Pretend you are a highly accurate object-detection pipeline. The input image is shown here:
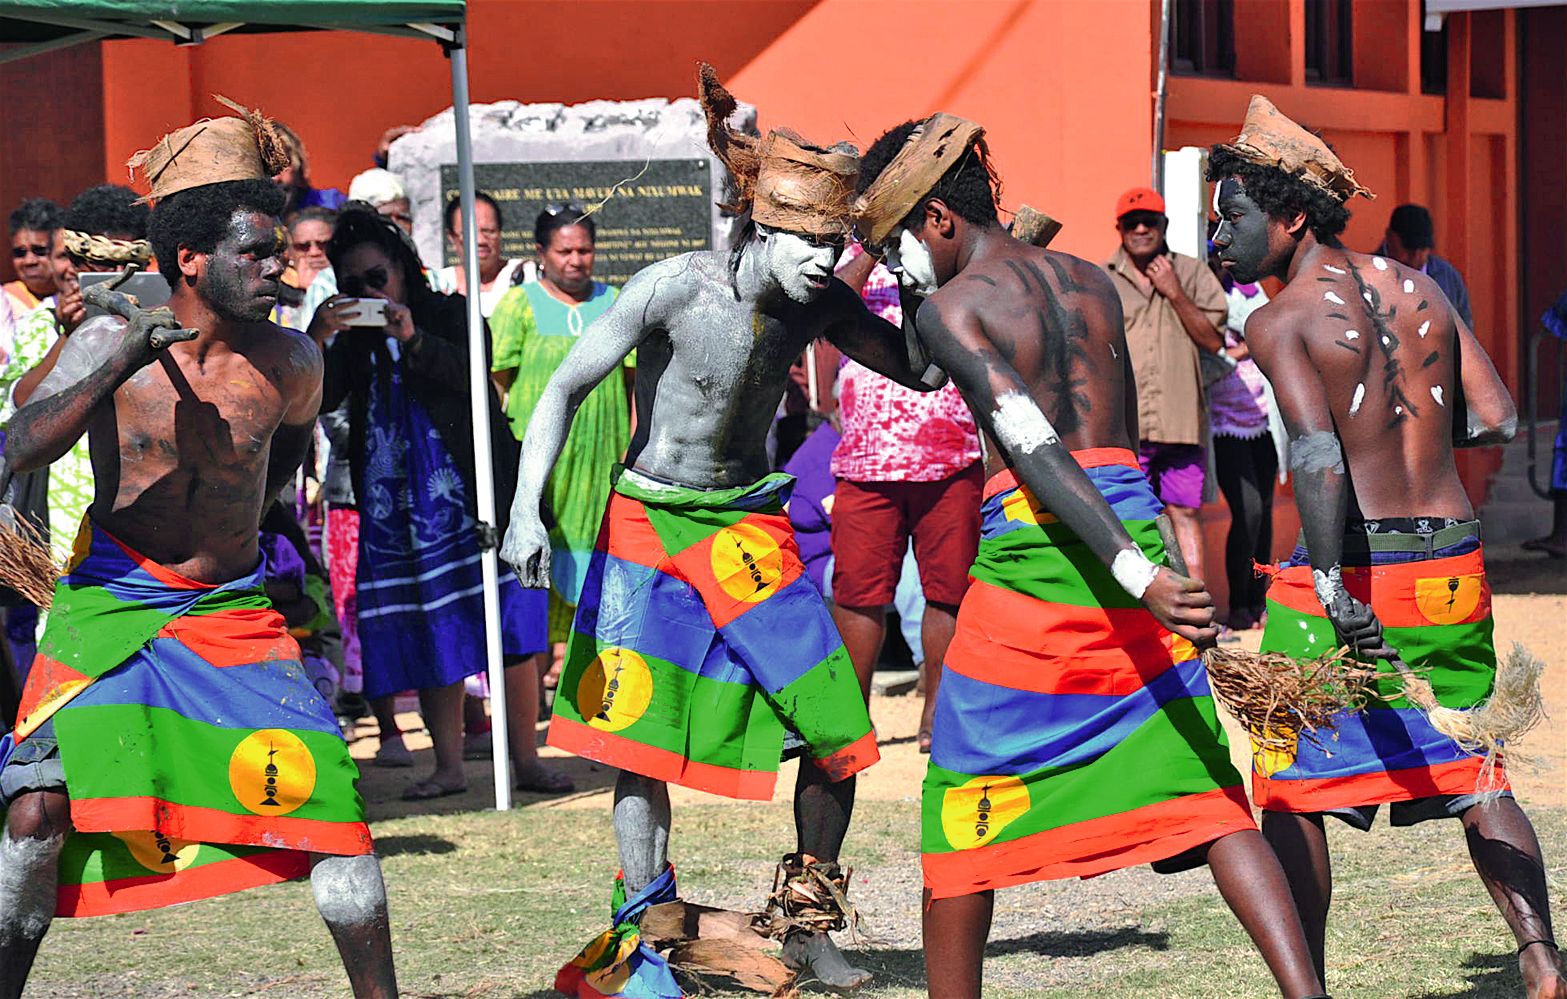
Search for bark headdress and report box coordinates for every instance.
[698,64,858,239]
[128,95,291,203]
[1214,94,1374,203]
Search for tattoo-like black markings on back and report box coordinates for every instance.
[1422,350,1441,368]
[1014,256,1093,433]
[1344,259,1420,429]
[966,274,998,287]
[1417,299,1430,312]
[1326,312,1351,322]
[1334,341,1361,354]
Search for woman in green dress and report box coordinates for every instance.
[491,206,630,645]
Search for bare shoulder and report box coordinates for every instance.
[265,321,323,378]
[616,251,718,319]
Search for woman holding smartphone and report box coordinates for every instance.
[321,205,570,800]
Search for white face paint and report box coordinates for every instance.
[764,229,838,304]
[991,391,1059,455]
[884,227,939,296]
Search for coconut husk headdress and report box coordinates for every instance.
[1214,94,1374,203]
[850,113,991,249]
[698,63,858,239]
[127,95,291,204]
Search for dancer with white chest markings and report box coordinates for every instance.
[1208,94,1564,999]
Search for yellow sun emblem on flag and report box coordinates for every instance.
[1250,728,1299,777]
[229,729,317,816]
[941,775,1030,850]
[578,647,654,732]
[116,831,201,873]
[1000,488,1058,526]
[711,522,785,603]
[1414,573,1484,625]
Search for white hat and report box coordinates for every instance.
[347,168,406,207]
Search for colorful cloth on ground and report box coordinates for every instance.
[556,865,682,999]
[491,281,628,641]
[0,308,95,562]
[830,244,980,483]
[356,344,546,699]
[547,467,878,800]
[3,522,371,916]
[1252,534,1504,813]
[921,448,1253,899]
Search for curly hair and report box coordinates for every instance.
[1205,147,1349,244]
[147,179,287,289]
[857,119,1002,232]
[8,197,63,237]
[64,184,149,240]
[328,201,441,315]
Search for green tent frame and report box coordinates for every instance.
[0,0,521,811]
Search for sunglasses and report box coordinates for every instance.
[292,239,330,253]
[10,244,50,259]
[340,266,390,297]
[543,201,588,218]
[1118,212,1164,232]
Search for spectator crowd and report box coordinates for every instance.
[0,115,1517,798]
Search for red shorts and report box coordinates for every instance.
[830,463,983,609]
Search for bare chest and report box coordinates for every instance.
[112,352,286,472]
[660,301,809,400]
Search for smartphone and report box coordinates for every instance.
[340,298,388,327]
[79,271,172,319]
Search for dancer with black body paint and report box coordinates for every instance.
[852,114,1325,999]
[1208,94,1563,998]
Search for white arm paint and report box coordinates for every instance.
[991,391,1059,455]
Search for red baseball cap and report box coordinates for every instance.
[1115,187,1166,219]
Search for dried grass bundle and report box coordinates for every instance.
[0,513,58,609]
[1392,642,1547,792]
[1203,646,1382,756]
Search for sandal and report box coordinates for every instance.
[401,778,467,801]
[514,764,574,795]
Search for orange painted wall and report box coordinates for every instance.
[95,0,1152,264]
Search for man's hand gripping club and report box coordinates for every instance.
[81,266,199,360]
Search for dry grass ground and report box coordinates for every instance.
[19,553,1566,997]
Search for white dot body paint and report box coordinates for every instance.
[1363,291,1374,303]
[1344,329,1359,340]
[1431,385,1445,407]
[1323,264,1347,275]
[1418,320,1431,338]
[1382,335,1391,346]
[1349,382,1366,415]
[1403,279,1415,294]
[1324,291,1346,305]
[991,391,1059,455]
[1111,547,1160,600]
[1395,405,1404,415]
[1373,256,1388,271]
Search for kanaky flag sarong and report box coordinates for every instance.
[1253,541,1503,812]
[921,449,1253,899]
[555,866,683,999]
[547,468,877,801]
[4,523,371,917]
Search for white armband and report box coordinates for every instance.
[1111,547,1160,600]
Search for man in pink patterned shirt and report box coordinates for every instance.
[831,243,983,751]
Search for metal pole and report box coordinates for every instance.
[448,31,512,812]
[1153,0,1173,190]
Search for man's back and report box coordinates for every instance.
[1253,247,1469,521]
[926,241,1133,474]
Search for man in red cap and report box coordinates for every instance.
[1104,187,1227,581]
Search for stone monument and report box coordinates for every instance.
[387,96,756,286]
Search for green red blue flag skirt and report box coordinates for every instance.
[547,467,878,800]
[1253,529,1503,812]
[2,522,372,916]
[921,448,1253,899]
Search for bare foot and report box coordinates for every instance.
[781,931,872,991]
[1521,941,1566,999]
